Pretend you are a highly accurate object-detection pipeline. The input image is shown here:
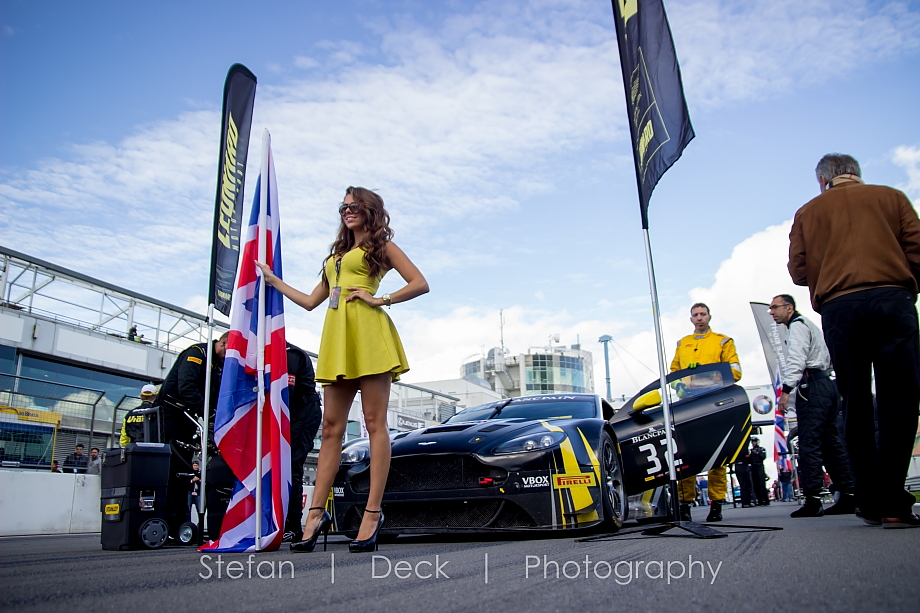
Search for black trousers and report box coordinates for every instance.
[795,376,855,497]
[736,465,754,505]
[205,453,236,538]
[164,441,195,535]
[751,464,770,505]
[285,397,322,533]
[821,287,920,517]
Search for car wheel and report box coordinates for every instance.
[600,431,627,531]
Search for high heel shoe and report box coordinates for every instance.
[349,509,384,553]
[290,507,332,553]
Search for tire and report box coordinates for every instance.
[177,521,199,545]
[599,431,628,531]
[138,518,169,549]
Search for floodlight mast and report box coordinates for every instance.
[598,335,613,401]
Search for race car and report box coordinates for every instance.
[330,362,752,534]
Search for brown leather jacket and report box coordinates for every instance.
[788,181,920,311]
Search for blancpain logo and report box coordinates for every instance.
[521,475,550,489]
[630,429,664,444]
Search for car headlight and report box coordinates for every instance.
[341,445,369,464]
[493,431,567,455]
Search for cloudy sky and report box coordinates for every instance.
[2,0,919,397]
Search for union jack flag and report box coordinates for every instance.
[773,369,793,472]
[201,131,290,552]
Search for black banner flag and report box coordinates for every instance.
[209,64,257,316]
[611,0,694,228]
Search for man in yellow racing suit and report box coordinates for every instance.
[670,302,742,522]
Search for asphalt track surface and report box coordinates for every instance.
[2,501,918,613]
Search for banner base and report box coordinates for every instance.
[576,519,783,542]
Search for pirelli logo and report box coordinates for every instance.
[553,473,596,489]
[104,504,120,515]
[187,356,203,364]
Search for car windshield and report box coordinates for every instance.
[445,397,597,423]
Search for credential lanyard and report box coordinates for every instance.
[329,255,344,309]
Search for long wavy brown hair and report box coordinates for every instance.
[321,186,394,287]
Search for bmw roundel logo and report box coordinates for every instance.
[752,394,773,415]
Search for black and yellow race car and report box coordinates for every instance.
[330,362,751,534]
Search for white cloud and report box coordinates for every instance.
[670,0,920,108]
[400,220,813,398]
[6,1,917,283]
[0,109,216,293]
[892,145,920,200]
[400,150,920,397]
[3,0,919,401]
[293,56,319,70]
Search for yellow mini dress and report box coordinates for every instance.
[315,247,409,384]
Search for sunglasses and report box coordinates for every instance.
[338,202,360,216]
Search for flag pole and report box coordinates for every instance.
[199,304,215,543]
[255,130,269,551]
[641,229,682,519]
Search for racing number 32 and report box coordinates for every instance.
[638,438,682,475]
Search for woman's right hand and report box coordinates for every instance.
[255,261,277,286]
[252,263,328,312]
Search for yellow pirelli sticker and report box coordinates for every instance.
[104,504,120,515]
[187,356,203,364]
[553,473,596,489]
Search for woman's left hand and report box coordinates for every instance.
[345,287,385,307]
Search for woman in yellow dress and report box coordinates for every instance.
[257,187,428,552]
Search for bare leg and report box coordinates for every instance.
[303,379,358,539]
[356,372,392,540]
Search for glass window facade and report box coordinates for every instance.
[524,354,587,394]
[19,355,150,402]
[0,345,15,376]
[463,360,482,378]
[12,354,152,424]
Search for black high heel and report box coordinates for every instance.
[290,507,332,553]
[349,509,384,553]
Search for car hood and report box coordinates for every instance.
[388,418,574,457]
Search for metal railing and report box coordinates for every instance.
[1,245,228,351]
[0,374,141,470]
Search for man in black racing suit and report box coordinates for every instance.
[158,333,227,537]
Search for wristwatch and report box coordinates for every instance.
[381,293,392,308]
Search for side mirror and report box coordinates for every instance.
[632,389,662,412]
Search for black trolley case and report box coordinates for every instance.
[100,443,171,550]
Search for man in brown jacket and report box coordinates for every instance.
[788,153,920,528]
